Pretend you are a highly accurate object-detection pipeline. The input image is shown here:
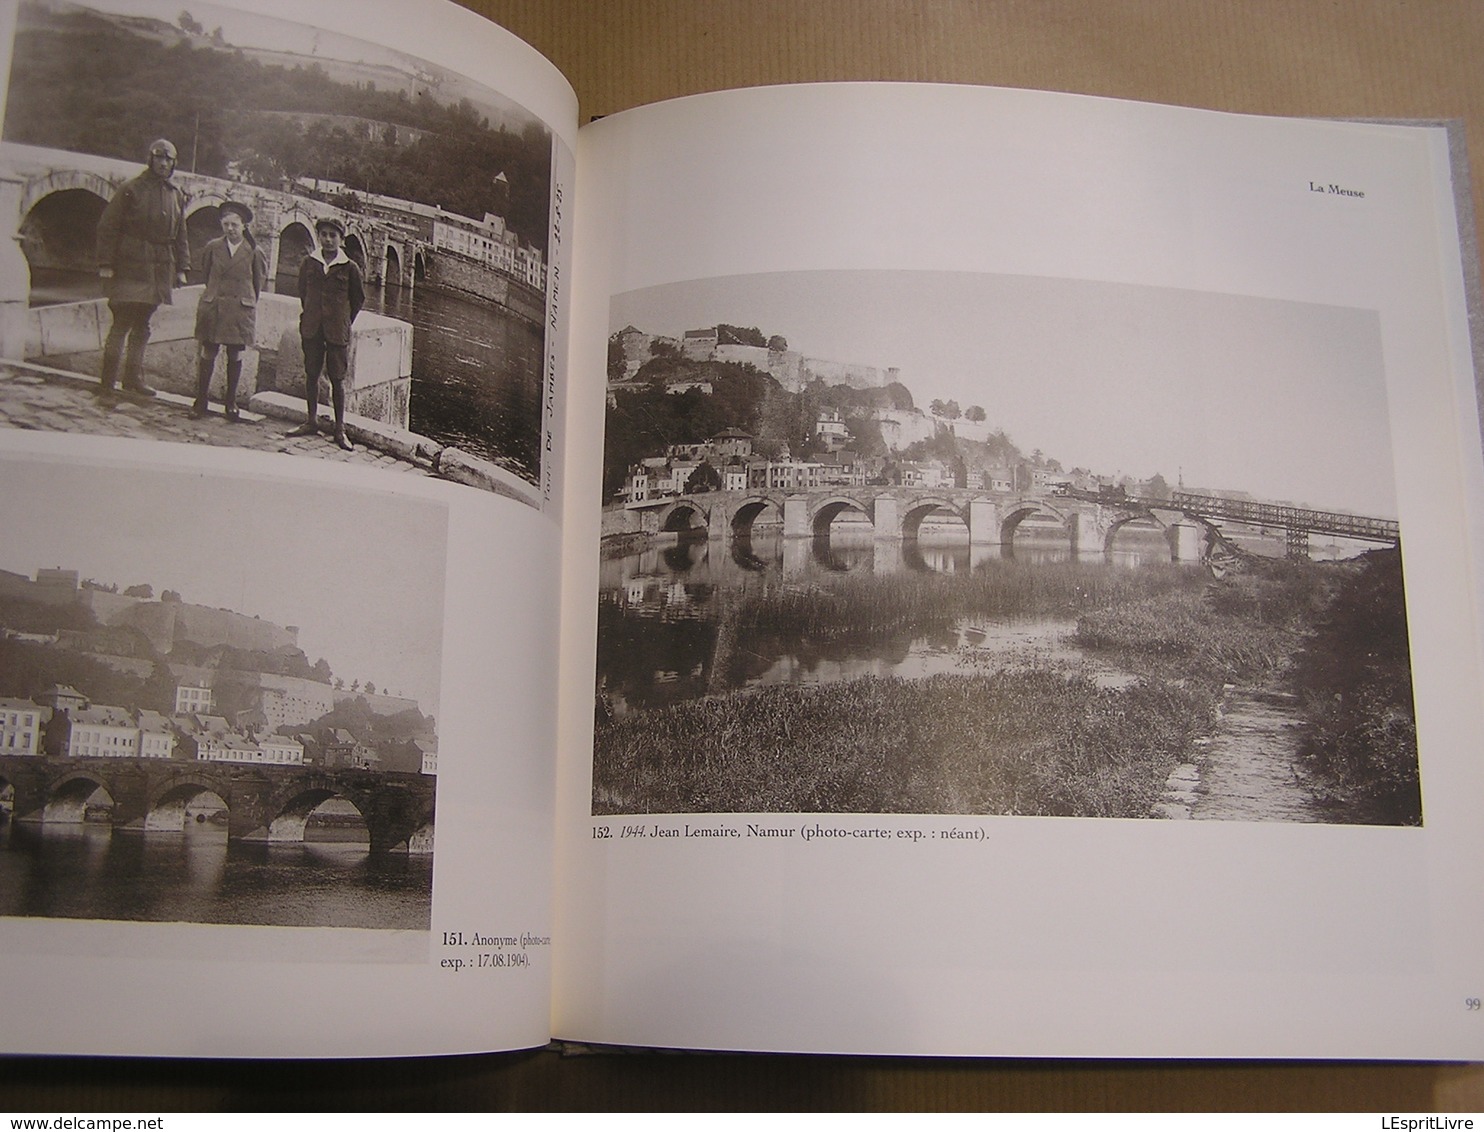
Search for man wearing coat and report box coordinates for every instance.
[95,138,189,397]
[287,216,364,451]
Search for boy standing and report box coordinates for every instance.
[287,216,364,451]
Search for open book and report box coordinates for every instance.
[0,0,1481,1061]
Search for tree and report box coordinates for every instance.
[365,682,376,695]
[1145,472,1172,499]
[607,333,626,381]
[687,460,723,493]
[965,405,986,423]
[124,584,154,599]
[943,399,961,420]
[162,590,182,603]
[177,10,204,35]
[929,399,946,417]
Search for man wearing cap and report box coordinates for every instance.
[287,215,364,451]
[193,200,266,421]
[95,138,190,397]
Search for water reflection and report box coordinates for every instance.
[597,526,1179,717]
[0,814,430,928]
[367,284,543,484]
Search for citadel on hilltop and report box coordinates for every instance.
[0,567,435,775]
[612,324,897,393]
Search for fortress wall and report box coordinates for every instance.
[113,601,177,653]
[767,349,805,391]
[713,344,772,369]
[798,357,887,391]
[875,409,936,450]
[118,603,296,654]
[333,688,421,717]
[0,570,43,602]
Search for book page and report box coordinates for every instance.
[556,83,1484,1057]
[0,0,575,1056]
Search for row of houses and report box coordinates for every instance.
[615,424,1031,504]
[0,685,435,775]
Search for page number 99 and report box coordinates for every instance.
[1467,998,1482,1011]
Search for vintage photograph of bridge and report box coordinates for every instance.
[593,269,1421,826]
[0,451,445,929]
[0,0,555,506]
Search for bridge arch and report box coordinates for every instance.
[143,779,230,832]
[1101,508,1171,556]
[808,494,872,538]
[274,219,315,290]
[343,232,368,274]
[17,184,108,305]
[899,495,969,539]
[727,494,781,539]
[657,498,709,535]
[999,498,1074,553]
[19,169,117,220]
[383,244,403,287]
[262,784,370,845]
[40,771,114,824]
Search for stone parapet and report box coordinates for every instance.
[24,290,413,430]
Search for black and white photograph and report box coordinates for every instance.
[0,453,446,929]
[0,0,556,506]
[593,269,1419,826]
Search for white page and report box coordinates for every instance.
[556,83,1484,1057]
[0,0,576,1056]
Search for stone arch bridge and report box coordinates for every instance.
[0,755,435,855]
[635,486,1209,561]
[0,141,435,348]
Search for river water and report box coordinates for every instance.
[1168,688,1334,823]
[366,282,543,484]
[596,527,1169,717]
[30,268,545,486]
[0,814,432,928]
[599,524,1336,822]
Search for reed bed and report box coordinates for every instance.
[593,670,1210,817]
[593,551,1418,823]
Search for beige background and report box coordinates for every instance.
[473,0,1484,1111]
[3,0,1481,1111]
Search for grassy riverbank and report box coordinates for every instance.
[593,670,1209,817]
[592,549,1420,823]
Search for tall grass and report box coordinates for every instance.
[1290,550,1420,824]
[594,550,1421,825]
[593,671,1209,817]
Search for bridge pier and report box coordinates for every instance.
[968,498,1001,546]
[872,495,900,541]
[1167,520,1202,563]
[783,495,811,538]
[707,501,732,549]
[0,176,30,360]
[1070,510,1102,558]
